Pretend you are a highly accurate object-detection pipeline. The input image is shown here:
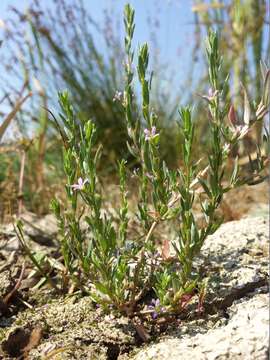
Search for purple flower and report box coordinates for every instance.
[70,177,89,191]
[152,311,158,319]
[144,126,157,141]
[147,298,165,319]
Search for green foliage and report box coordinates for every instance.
[1,0,181,174]
[18,4,269,319]
[192,0,268,143]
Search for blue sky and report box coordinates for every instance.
[0,0,197,89]
[0,1,269,138]
[0,1,269,95]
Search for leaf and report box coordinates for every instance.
[263,70,270,108]
[192,3,225,12]
[260,60,268,81]
[0,92,32,142]
[95,282,111,296]
[228,104,238,126]
[198,178,212,198]
[241,84,251,126]
[230,156,239,186]
[126,141,136,157]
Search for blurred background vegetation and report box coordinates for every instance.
[0,0,269,220]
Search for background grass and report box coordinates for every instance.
[0,0,268,220]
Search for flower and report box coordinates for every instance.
[201,88,218,103]
[144,126,157,141]
[113,90,123,102]
[228,104,250,140]
[70,177,89,191]
[147,298,165,319]
[145,172,155,181]
[131,167,139,178]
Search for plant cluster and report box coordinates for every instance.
[191,0,268,145]
[1,1,268,220]
[0,0,181,218]
[17,4,269,320]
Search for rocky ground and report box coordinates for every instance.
[129,217,269,360]
[0,183,269,359]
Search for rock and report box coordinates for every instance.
[0,223,20,251]
[0,212,58,252]
[1,296,136,360]
[0,217,268,359]
[20,212,58,246]
[200,217,268,309]
[128,217,269,360]
[244,203,269,218]
[131,293,268,360]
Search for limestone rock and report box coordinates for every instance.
[130,217,269,360]
[131,293,268,360]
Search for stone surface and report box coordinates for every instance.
[131,293,269,360]
[0,216,268,359]
[129,217,269,360]
[200,217,268,307]
[1,295,136,360]
[0,212,58,252]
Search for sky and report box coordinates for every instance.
[0,1,269,96]
[0,0,197,88]
[0,0,269,140]
[0,0,201,141]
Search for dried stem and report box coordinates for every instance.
[18,149,26,216]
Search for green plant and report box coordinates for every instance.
[191,0,268,143]
[17,4,269,319]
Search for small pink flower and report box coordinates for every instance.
[201,88,218,102]
[70,177,89,191]
[144,126,157,141]
[113,90,123,102]
[228,105,250,140]
[145,172,154,181]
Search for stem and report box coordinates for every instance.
[18,149,26,216]
[144,165,210,242]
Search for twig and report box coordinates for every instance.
[18,297,34,309]
[0,92,32,142]
[3,261,26,305]
[14,222,61,293]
